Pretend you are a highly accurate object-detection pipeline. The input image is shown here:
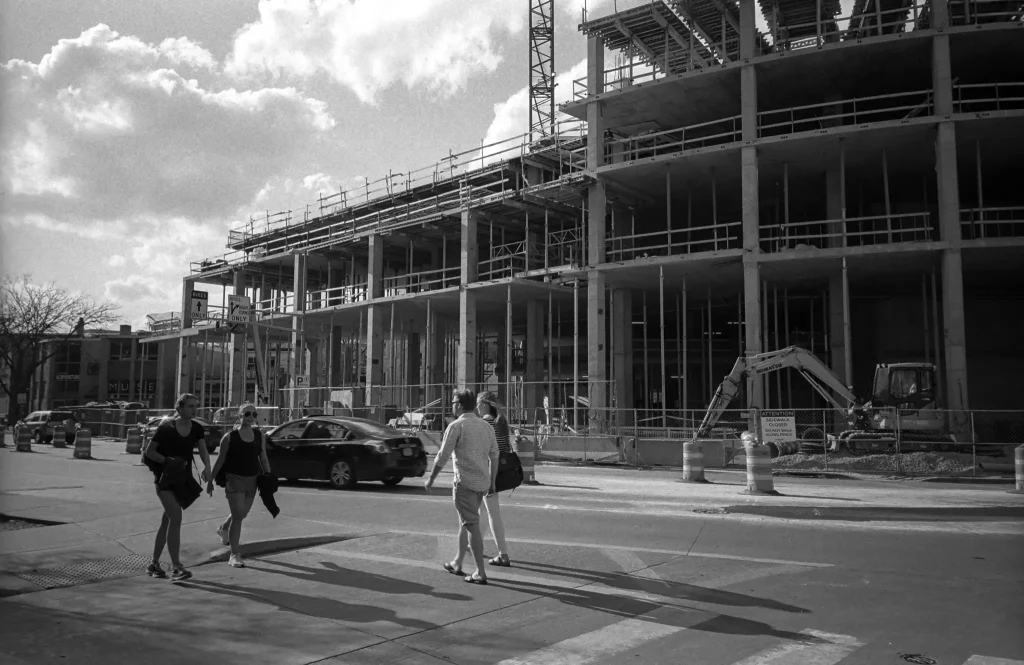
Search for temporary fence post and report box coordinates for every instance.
[1009,443,1024,494]
[970,411,976,477]
[822,408,828,473]
[895,407,902,477]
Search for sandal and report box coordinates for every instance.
[488,555,511,567]
[443,562,465,576]
[464,573,488,585]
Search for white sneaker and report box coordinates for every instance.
[228,554,245,568]
[216,527,229,546]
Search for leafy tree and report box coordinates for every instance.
[0,274,119,424]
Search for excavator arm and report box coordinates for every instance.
[693,346,859,440]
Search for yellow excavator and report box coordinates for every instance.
[693,346,961,454]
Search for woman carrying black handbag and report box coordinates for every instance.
[476,391,513,567]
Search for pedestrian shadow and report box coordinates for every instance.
[490,576,815,642]
[512,560,809,614]
[254,558,472,602]
[183,579,439,631]
[519,483,602,491]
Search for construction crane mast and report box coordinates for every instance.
[529,0,555,142]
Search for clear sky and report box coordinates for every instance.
[0,0,790,329]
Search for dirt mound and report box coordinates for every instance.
[767,450,1005,476]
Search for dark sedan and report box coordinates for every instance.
[265,416,427,489]
[141,415,222,454]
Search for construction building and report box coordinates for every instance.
[157,0,1023,435]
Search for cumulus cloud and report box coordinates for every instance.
[107,254,127,267]
[226,0,524,104]
[477,58,589,166]
[1,24,337,228]
[104,274,167,302]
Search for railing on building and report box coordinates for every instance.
[946,0,1024,25]
[211,120,587,262]
[760,212,934,252]
[953,82,1024,114]
[961,207,1024,240]
[758,89,934,138]
[479,241,530,281]
[604,116,743,163]
[382,266,461,296]
[607,220,742,261]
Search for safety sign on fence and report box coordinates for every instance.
[760,409,797,442]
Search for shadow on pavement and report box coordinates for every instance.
[184,579,440,631]
[765,493,863,502]
[513,560,810,614]
[489,576,815,641]
[254,558,473,602]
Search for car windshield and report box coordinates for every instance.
[51,412,74,421]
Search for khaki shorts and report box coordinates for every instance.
[225,473,258,498]
[452,483,485,527]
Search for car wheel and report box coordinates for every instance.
[328,458,356,489]
[381,476,403,486]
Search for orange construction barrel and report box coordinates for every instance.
[74,428,92,459]
[15,426,32,452]
[1015,445,1023,495]
[681,440,708,483]
[742,440,780,496]
[125,427,143,455]
[52,425,66,448]
[515,434,539,485]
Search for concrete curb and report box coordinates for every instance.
[918,476,1015,485]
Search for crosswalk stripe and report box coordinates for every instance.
[730,629,864,665]
[699,564,810,590]
[492,617,683,665]
[963,656,1024,665]
[601,548,664,579]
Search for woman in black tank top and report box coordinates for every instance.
[210,402,271,568]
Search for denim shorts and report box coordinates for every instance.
[225,473,258,498]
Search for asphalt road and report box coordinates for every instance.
[1,434,1023,664]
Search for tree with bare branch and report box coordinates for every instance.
[0,274,120,425]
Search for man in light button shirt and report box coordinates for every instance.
[425,389,499,584]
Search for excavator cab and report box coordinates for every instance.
[870,363,937,410]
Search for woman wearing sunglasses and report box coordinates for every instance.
[210,402,271,568]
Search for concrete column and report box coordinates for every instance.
[828,274,850,388]
[741,143,764,420]
[425,307,445,408]
[586,36,605,171]
[932,30,968,411]
[407,327,422,408]
[457,210,479,390]
[612,287,634,426]
[289,253,307,410]
[826,141,845,247]
[329,326,343,388]
[458,292,477,390]
[181,279,195,331]
[587,271,608,426]
[739,0,757,60]
[525,299,544,421]
[228,271,247,406]
[941,250,969,411]
[364,236,385,410]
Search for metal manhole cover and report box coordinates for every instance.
[18,554,154,590]
[901,654,937,664]
[693,507,728,515]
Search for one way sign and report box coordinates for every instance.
[227,295,251,324]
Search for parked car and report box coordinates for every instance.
[140,415,222,453]
[264,416,427,489]
[19,411,75,444]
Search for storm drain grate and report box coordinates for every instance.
[18,554,155,590]
[692,507,729,515]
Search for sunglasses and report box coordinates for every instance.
[242,412,258,418]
